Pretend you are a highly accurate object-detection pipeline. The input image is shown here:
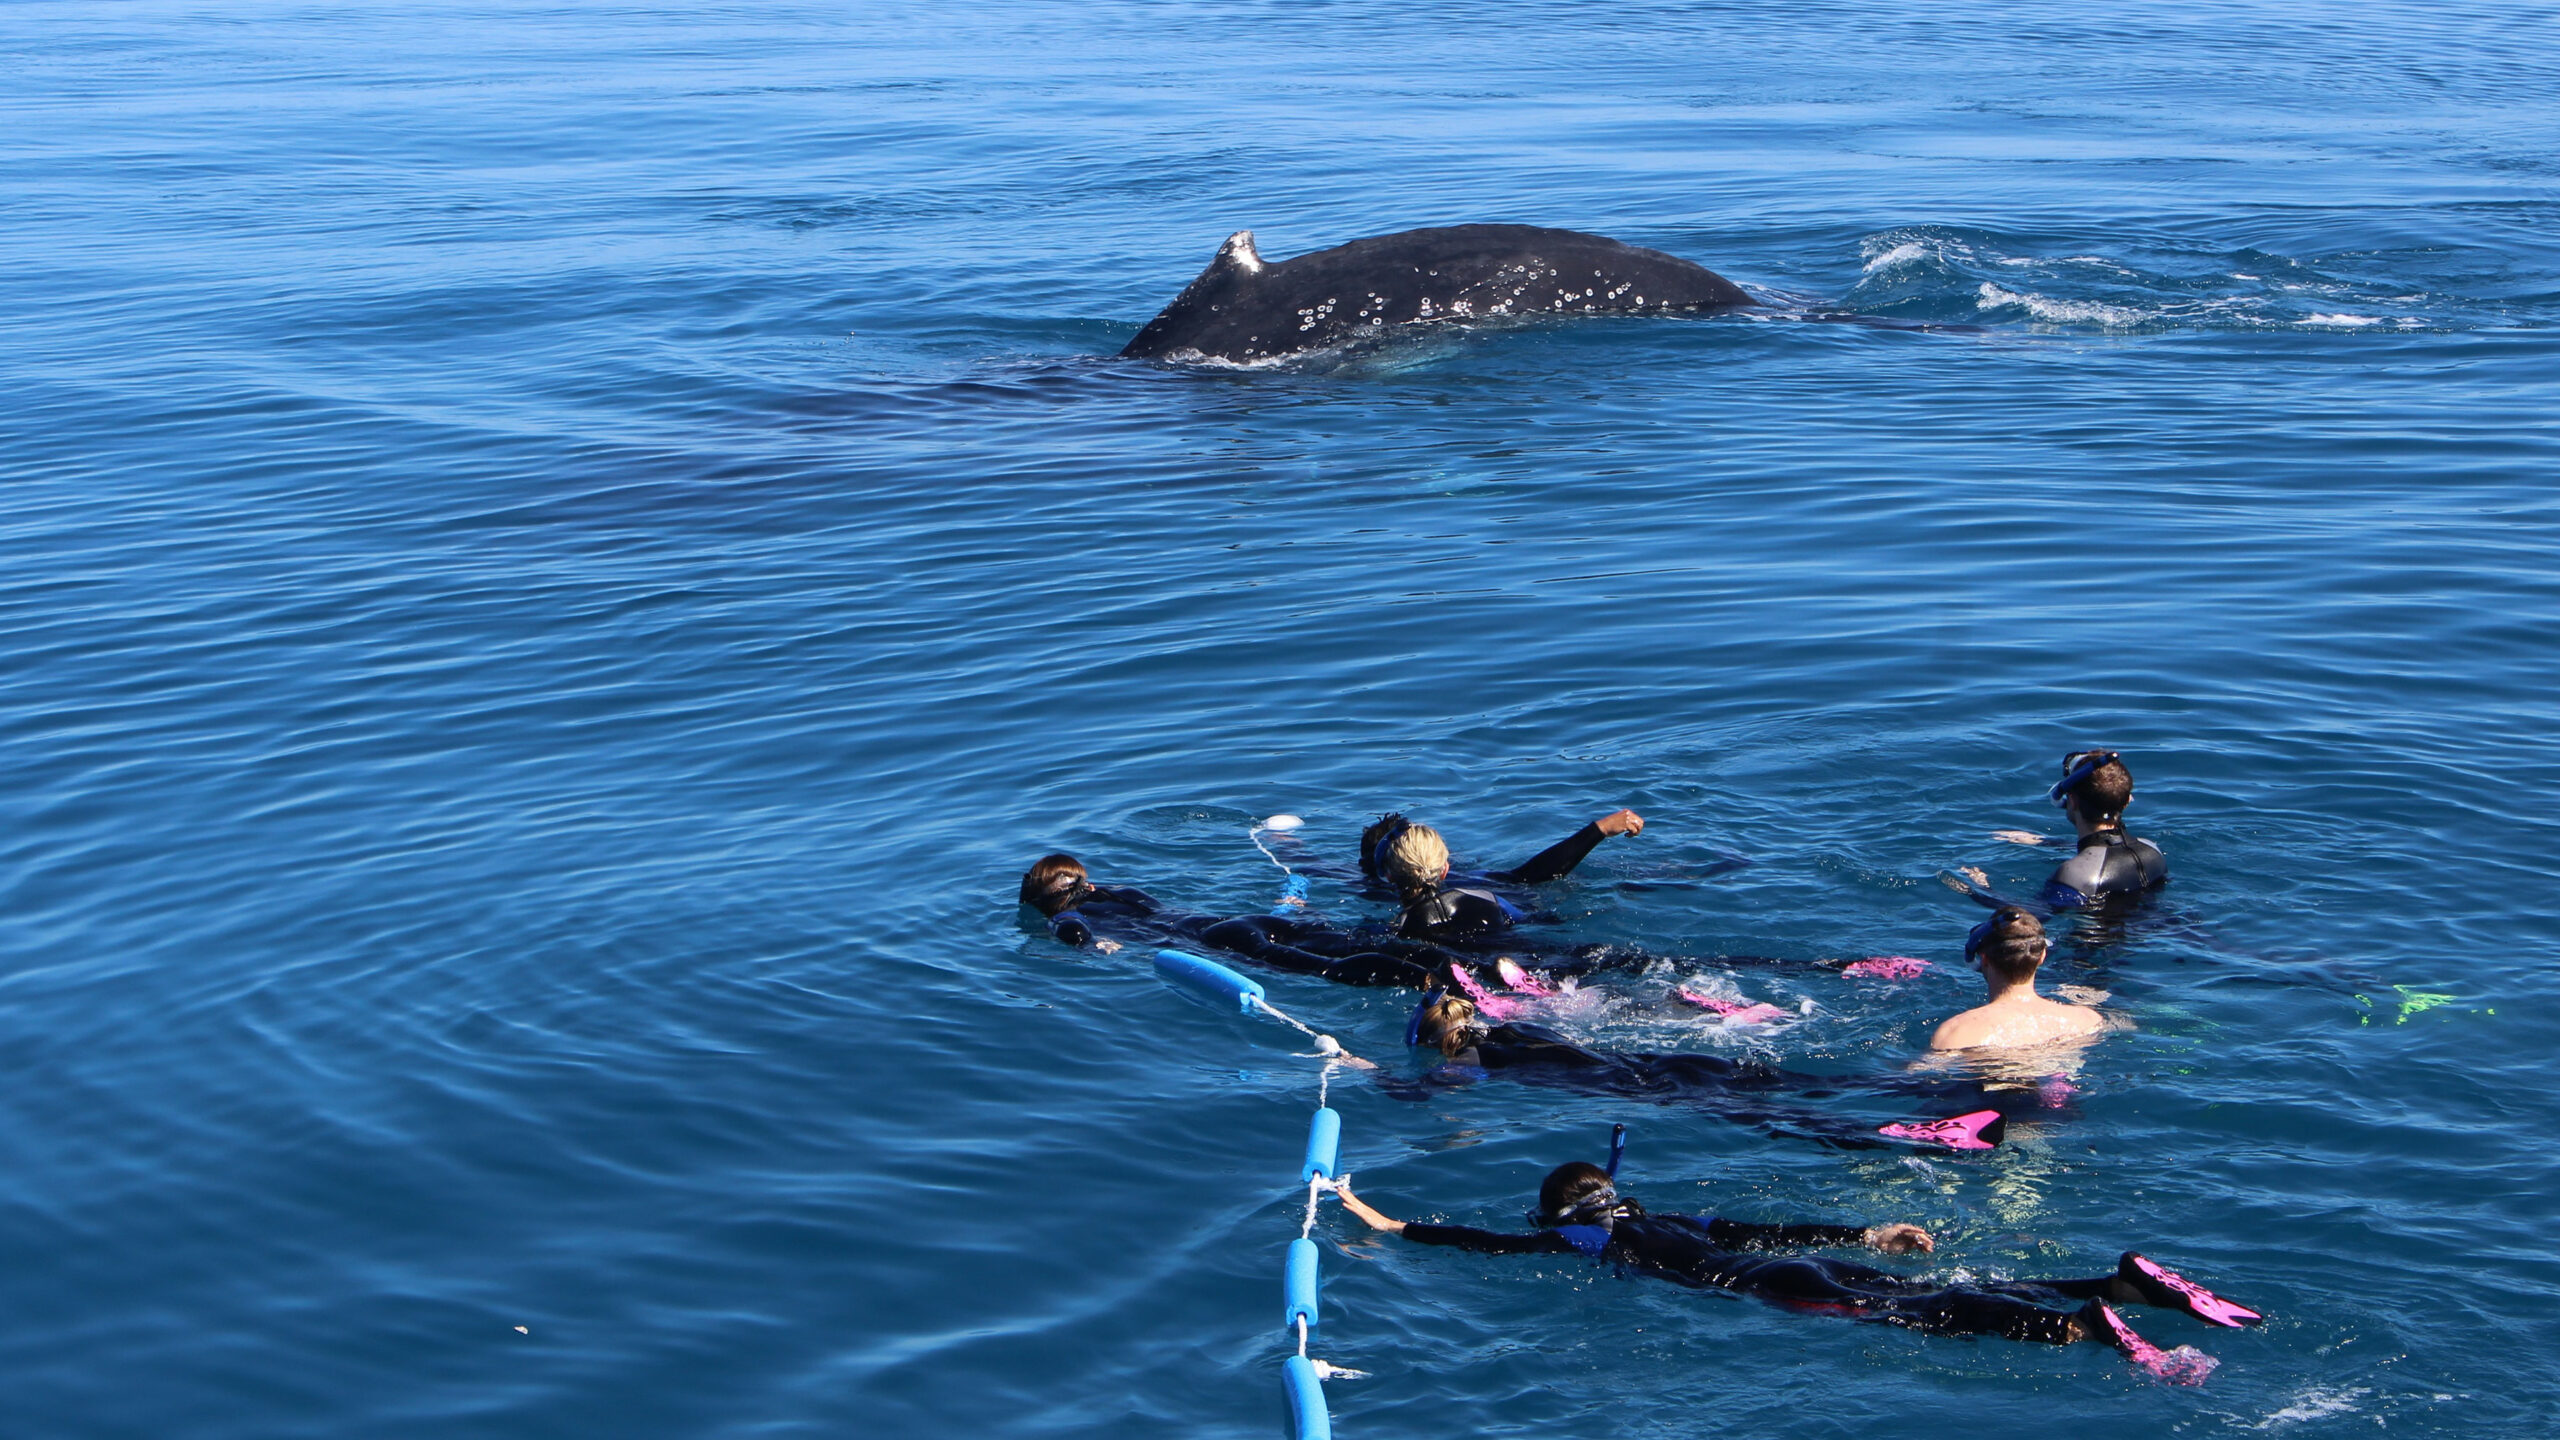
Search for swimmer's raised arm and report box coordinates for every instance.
[1491,807,1643,884]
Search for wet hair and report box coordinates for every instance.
[1975,906,2049,984]
[2060,750,2134,826]
[1381,823,1451,897]
[1358,813,1410,879]
[1536,1161,1641,1228]
[1414,992,1483,1056]
[1018,853,1089,914]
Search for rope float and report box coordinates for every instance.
[1151,942,1359,1440]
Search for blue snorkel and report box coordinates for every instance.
[1363,815,1411,879]
[1405,987,1445,1048]
[2049,750,2120,808]
[1606,1123,1627,1179]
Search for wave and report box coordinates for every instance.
[1841,225,2469,334]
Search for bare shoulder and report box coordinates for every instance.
[1929,1005,2000,1051]
[1932,1000,2108,1054]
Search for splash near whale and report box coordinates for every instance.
[1119,224,1754,363]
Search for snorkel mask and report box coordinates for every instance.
[2049,750,2121,809]
[1540,1181,1622,1228]
[1530,1124,1631,1227]
[1963,914,1999,965]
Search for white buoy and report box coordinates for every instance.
[1264,814,1304,832]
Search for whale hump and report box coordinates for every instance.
[1119,223,1752,363]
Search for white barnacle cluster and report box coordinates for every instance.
[1355,291,1391,324]
[1295,296,1340,332]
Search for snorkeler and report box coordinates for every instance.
[1331,1133,2257,1378]
[1400,990,2018,1151]
[1019,852,1447,988]
[2043,750,2168,909]
[1357,808,1645,891]
[1931,907,2115,1052]
[1947,749,2169,916]
[1376,812,1640,946]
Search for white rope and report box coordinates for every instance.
[1250,824,1296,875]
[1254,995,1323,1038]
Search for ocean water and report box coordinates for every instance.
[3,1,2557,1435]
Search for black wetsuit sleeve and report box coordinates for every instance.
[1490,822,1610,885]
[1700,1217,1872,1251]
[1400,1224,1579,1256]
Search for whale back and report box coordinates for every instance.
[1119,223,1751,362]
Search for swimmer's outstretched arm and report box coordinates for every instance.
[1490,808,1644,885]
[1336,1182,1581,1255]
[1332,1181,1406,1234]
[1940,867,2054,917]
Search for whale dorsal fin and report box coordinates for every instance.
[1215,230,1265,276]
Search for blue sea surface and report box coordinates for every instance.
[4,2,2558,1434]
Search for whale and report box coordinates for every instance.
[1119,224,1754,363]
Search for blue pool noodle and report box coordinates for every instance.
[1153,949,1267,1016]
[1283,1237,1321,1330]
[1282,1354,1331,1440]
[1301,1108,1341,1184]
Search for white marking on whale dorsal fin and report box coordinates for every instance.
[1217,230,1265,275]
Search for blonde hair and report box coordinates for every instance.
[1416,992,1481,1055]
[1381,823,1451,895]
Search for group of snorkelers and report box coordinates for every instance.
[1019,750,2260,1377]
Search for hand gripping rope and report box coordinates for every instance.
[1150,946,1364,1439]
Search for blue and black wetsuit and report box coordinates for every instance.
[1380,821,1626,946]
[1392,882,1529,946]
[1357,818,1621,891]
[2043,828,2168,910]
[1400,1213,2123,1344]
[1405,1023,2053,1147]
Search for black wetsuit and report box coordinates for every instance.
[1406,1022,2059,1147]
[2043,828,2168,910]
[1035,884,1446,989]
[1401,1212,2121,1344]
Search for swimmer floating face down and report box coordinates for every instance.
[1328,1131,2255,1381]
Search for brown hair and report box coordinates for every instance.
[1018,853,1088,913]
[1976,906,2049,984]
[2061,751,2134,826]
[1536,1161,1639,1226]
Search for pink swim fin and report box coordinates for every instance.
[1445,963,1525,1021]
[1494,957,1557,997]
[2120,1253,2263,1328]
[1675,988,1787,1024]
[2085,1300,2218,1384]
[1876,1109,2006,1150]
[1842,956,1927,980]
